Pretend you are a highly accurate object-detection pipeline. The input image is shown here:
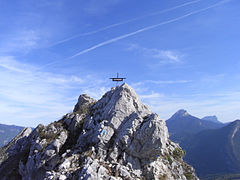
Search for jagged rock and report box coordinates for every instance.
[73,94,96,113]
[0,127,32,179]
[0,83,199,180]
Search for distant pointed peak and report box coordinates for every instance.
[177,109,187,113]
[170,109,189,119]
[175,109,189,116]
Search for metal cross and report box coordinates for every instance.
[109,73,126,86]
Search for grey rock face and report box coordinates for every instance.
[0,83,199,180]
[0,127,32,179]
[73,94,96,113]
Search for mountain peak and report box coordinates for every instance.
[172,109,189,118]
[0,84,199,180]
[112,83,138,98]
[91,83,151,127]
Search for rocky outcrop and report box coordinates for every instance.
[73,94,96,113]
[0,83,199,180]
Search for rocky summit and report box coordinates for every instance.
[0,83,198,180]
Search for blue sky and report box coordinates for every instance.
[0,0,240,127]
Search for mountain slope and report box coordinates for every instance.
[0,83,199,180]
[0,124,24,147]
[178,120,240,177]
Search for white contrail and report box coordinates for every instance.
[68,0,231,59]
[51,0,202,46]
[39,0,231,70]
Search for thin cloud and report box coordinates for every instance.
[41,0,232,69]
[159,50,182,63]
[147,80,192,84]
[131,80,192,99]
[128,44,184,64]
[0,30,40,54]
[0,56,34,73]
[51,0,202,46]
[132,80,192,87]
[140,93,164,99]
[0,56,108,127]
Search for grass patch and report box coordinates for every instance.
[173,148,185,159]
[167,155,173,165]
[37,121,65,145]
[74,102,96,116]
[159,174,168,180]
[184,173,193,180]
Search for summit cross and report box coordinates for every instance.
[109,73,126,85]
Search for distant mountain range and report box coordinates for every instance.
[166,110,240,178]
[166,109,225,135]
[0,124,24,147]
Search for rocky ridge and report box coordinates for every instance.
[0,83,198,180]
[0,123,25,147]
